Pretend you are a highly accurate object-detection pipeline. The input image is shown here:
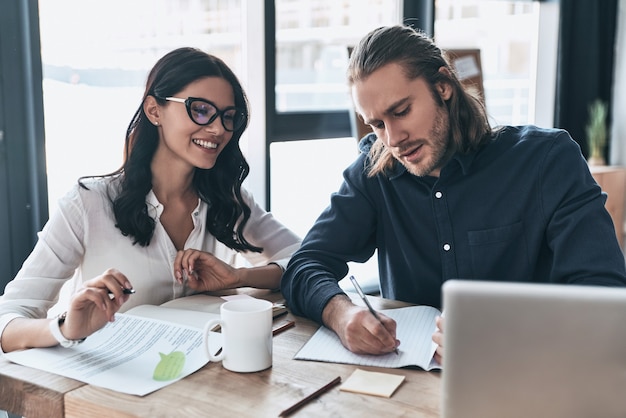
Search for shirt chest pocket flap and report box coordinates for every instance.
[467,221,528,280]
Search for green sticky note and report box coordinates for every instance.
[153,351,186,381]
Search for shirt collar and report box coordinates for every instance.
[450,151,477,176]
[146,190,163,218]
[145,190,204,220]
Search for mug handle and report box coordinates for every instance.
[203,319,225,361]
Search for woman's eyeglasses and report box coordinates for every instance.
[161,97,246,132]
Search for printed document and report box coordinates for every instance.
[5,309,220,396]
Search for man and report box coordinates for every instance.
[281,25,626,362]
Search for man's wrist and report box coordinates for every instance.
[321,294,354,331]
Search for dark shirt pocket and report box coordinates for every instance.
[467,221,529,281]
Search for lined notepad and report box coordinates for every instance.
[294,305,442,371]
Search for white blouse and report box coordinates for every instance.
[0,175,301,335]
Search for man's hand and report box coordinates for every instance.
[322,294,400,355]
[432,316,444,364]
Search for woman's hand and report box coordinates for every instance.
[62,268,133,340]
[174,249,241,291]
[432,315,444,364]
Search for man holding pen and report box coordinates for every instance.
[281,24,626,362]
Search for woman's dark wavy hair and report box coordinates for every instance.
[347,25,492,177]
[80,47,262,252]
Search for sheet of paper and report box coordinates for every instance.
[129,304,219,329]
[340,368,405,398]
[5,313,219,396]
[159,294,286,321]
[294,305,441,370]
[159,293,227,314]
[220,294,255,301]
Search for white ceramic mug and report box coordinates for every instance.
[203,298,273,373]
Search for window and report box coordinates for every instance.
[32,1,408,288]
[38,0,246,212]
[274,0,401,113]
[4,0,559,291]
[269,0,401,233]
[434,0,559,128]
[268,0,404,290]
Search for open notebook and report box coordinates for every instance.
[441,280,626,418]
[295,305,441,370]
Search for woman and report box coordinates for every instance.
[0,47,301,352]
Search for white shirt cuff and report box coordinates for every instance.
[0,313,25,355]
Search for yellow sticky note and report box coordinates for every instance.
[340,368,405,398]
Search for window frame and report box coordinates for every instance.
[0,0,48,288]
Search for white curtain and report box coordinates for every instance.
[610,0,626,166]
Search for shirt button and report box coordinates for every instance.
[435,191,443,199]
[443,243,451,251]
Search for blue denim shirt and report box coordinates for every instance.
[281,125,626,324]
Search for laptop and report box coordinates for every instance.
[441,280,626,418]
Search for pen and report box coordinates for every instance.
[349,275,399,355]
[278,376,342,417]
[108,288,136,295]
[182,269,198,289]
[272,320,295,336]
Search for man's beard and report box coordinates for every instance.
[400,107,451,177]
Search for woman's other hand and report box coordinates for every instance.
[174,249,240,291]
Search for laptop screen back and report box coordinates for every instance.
[441,280,626,418]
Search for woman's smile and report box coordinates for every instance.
[192,138,219,150]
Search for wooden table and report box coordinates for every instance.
[0,291,442,417]
[0,359,84,417]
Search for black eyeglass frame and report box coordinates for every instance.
[160,96,247,132]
